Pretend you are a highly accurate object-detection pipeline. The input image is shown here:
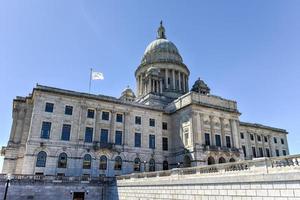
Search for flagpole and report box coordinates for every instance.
[89,68,92,93]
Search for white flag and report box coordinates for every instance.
[91,71,104,80]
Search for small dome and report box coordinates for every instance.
[120,86,136,102]
[191,78,210,95]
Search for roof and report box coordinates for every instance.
[240,121,288,134]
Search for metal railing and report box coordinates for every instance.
[117,154,300,181]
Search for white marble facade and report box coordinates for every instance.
[1,22,289,177]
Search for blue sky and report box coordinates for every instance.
[0,0,300,170]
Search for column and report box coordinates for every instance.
[165,69,168,89]
[254,132,258,156]
[178,72,181,91]
[160,80,163,93]
[267,135,273,157]
[123,112,130,146]
[220,118,225,148]
[186,76,189,91]
[209,116,214,145]
[230,119,240,149]
[182,74,186,93]
[78,105,88,142]
[95,107,102,142]
[136,76,139,96]
[140,75,143,95]
[148,79,151,93]
[172,70,176,90]
[110,111,116,143]
[199,113,204,145]
[262,134,265,156]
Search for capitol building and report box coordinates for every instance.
[1,22,289,177]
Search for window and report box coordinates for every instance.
[184,128,189,145]
[149,135,155,149]
[83,154,92,169]
[115,131,122,145]
[134,158,141,172]
[114,156,122,170]
[226,136,231,148]
[276,149,280,157]
[240,132,244,139]
[162,137,168,151]
[162,122,168,130]
[149,118,155,127]
[134,132,141,147]
[257,135,261,142]
[61,124,71,141]
[219,157,226,164]
[252,147,256,158]
[242,145,247,157]
[100,129,109,144]
[274,137,277,143]
[84,127,93,143]
[250,134,254,141]
[207,156,215,165]
[264,136,268,143]
[266,148,270,157]
[281,138,285,145]
[99,155,107,170]
[163,161,169,170]
[259,147,263,157]
[135,116,141,125]
[41,121,51,139]
[64,105,73,115]
[283,150,287,156]
[57,153,67,168]
[116,114,123,123]
[45,102,54,112]
[102,111,109,120]
[87,109,95,118]
[205,133,210,146]
[184,155,191,167]
[36,151,47,167]
[149,159,155,172]
[215,134,221,147]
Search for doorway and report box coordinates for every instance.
[73,192,85,200]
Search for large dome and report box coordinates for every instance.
[141,38,183,64]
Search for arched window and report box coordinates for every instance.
[207,156,215,165]
[163,160,169,170]
[183,155,191,168]
[36,151,47,167]
[99,155,107,170]
[149,159,155,172]
[83,154,92,169]
[219,157,226,164]
[229,158,235,162]
[57,153,67,168]
[114,156,122,170]
[134,158,141,172]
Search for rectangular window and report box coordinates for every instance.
[134,132,141,147]
[149,134,155,149]
[87,109,95,119]
[102,111,109,120]
[41,121,51,139]
[266,148,270,157]
[162,137,168,151]
[274,137,277,144]
[205,133,210,146]
[281,138,284,145]
[84,127,93,143]
[149,118,155,127]
[115,131,122,145]
[259,147,263,157]
[215,134,221,147]
[162,122,168,130]
[276,149,280,156]
[283,150,287,156]
[257,135,261,142]
[240,132,244,139]
[252,147,256,158]
[64,105,73,115]
[135,116,141,125]
[226,136,231,148]
[100,129,109,144]
[45,102,54,113]
[250,134,254,141]
[116,114,123,123]
[264,136,268,143]
[61,124,71,141]
[242,145,247,157]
